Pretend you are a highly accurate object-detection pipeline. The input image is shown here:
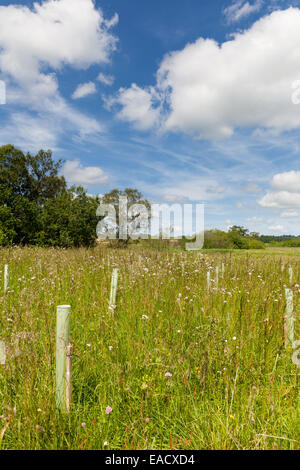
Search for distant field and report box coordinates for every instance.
[0,246,299,450]
[198,247,300,257]
[262,247,300,256]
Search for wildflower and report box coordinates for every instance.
[145,417,150,423]
[109,346,113,350]
[105,406,113,415]
[103,441,109,446]
[142,315,149,320]
[81,422,86,428]
[232,336,237,341]
[165,372,172,377]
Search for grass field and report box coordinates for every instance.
[0,246,299,450]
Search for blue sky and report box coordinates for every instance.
[1,0,300,235]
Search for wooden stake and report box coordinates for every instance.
[221,263,225,279]
[288,266,293,284]
[207,271,211,291]
[56,305,70,412]
[109,268,119,309]
[66,344,73,413]
[284,289,294,348]
[216,266,219,288]
[4,264,8,293]
[0,341,5,365]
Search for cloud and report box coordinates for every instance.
[224,1,263,23]
[259,170,300,208]
[107,84,161,131]
[63,160,109,185]
[0,112,59,151]
[112,8,300,139]
[72,82,97,99]
[97,73,114,86]
[0,0,118,143]
[271,170,300,192]
[268,224,285,231]
[259,190,300,208]
[0,0,118,89]
[280,209,300,217]
[241,183,262,193]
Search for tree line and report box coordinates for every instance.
[1,145,299,249]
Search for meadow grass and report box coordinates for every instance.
[0,246,299,450]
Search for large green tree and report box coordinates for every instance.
[38,187,99,247]
[0,145,66,244]
[0,145,100,247]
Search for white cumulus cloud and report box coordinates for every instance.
[0,0,118,90]
[108,84,161,131]
[259,171,300,208]
[0,0,118,144]
[72,82,97,100]
[112,8,300,139]
[63,160,109,185]
[271,170,300,192]
[259,191,300,208]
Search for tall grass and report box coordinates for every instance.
[0,246,299,450]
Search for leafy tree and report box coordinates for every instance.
[37,187,99,247]
[26,149,66,203]
[228,225,249,237]
[100,188,150,247]
[249,231,260,240]
[203,230,233,249]
[247,238,265,249]
[0,145,100,247]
